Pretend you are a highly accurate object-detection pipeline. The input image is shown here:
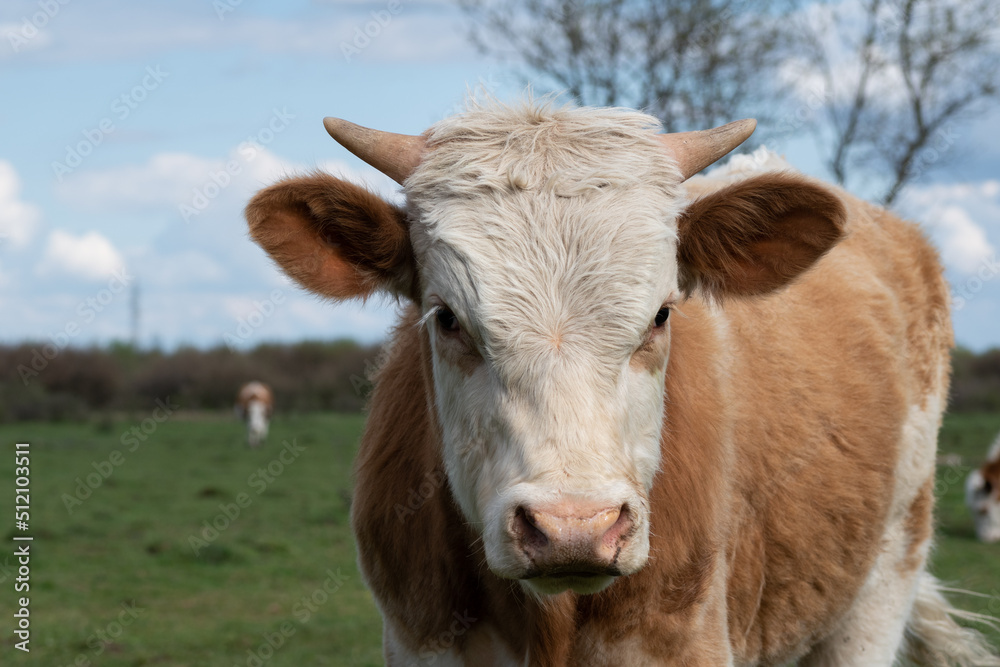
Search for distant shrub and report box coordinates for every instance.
[950,347,1000,412]
[0,339,381,422]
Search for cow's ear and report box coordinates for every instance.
[676,173,846,298]
[246,172,414,300]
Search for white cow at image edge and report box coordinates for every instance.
[967,432,1000,543]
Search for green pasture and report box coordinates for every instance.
[0,413,381,666]
[0,411,998,666]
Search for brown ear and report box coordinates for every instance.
[677,173,846,298]
[245,172,414,299]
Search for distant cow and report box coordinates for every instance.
[967,432,1000,543]
[236,381,272,448]
[245,100,998,665]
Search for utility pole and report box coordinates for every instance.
[130,279,140,349]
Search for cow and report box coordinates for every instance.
[236,381,273,448]
[967,432,1000,544]
[245,100,999,665]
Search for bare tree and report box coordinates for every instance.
[460,0,1000,204]
[805,0,1000,204]
[459,0,799,134]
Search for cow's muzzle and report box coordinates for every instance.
[507,502,637,593]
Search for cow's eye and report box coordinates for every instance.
[436,306,461,333]
[654,307,670,328]
[986,479,994,496]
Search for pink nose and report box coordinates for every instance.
[510,503,635,577]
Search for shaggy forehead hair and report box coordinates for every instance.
[408,99,682,196]
[404,101,685,382]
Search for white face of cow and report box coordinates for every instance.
[404,108,684,595]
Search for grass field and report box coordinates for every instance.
[0,410,998,666]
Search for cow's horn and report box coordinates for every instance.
[323,117,426,185]
[657,119,757,181]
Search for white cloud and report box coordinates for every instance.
[931,205,994,273]
[57,146,395,214]
[55,147,296,216]
[37,230,126,281]
[1,3,476,64]
[137,249,229,288]
[0,20,54,60]
[0,160,41,248]
[57,152,218,210]
[898,180,999,274]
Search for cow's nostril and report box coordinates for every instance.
[602,504,634,550]
[513,506,548,550]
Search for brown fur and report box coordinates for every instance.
[248,161,955,662]
[983,458,1000,503]
[245,172,415,299]
[677,173,847,298]
[901,480,935,575]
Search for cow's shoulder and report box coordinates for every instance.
[679,152,950,662]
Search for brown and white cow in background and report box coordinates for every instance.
[245,100,999,665]
[236,381,273,448]
[968,432,1000,544]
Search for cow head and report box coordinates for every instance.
[246,101,845,596]
[967,443,1000,543]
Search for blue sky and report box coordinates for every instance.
[1,0,998,352]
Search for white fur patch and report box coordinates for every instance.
[403,100,683,586]
[697,146,794,182]
[891,394,943,521]
[801,391,945,665]
[246,399,269,448]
